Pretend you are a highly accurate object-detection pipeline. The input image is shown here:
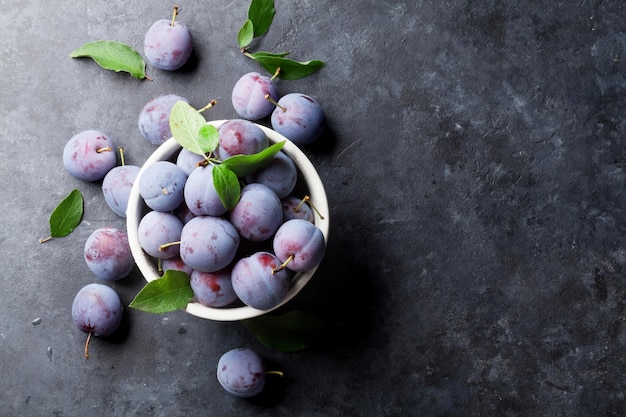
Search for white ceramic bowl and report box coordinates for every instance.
[126,120,329,321]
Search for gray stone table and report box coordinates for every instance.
[1,1,625,416]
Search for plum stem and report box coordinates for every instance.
[272,254,294,274]
[159,241,181,251]
[96,146,112,153]
[118,147,126,166]
[84,331,92,360]
[197,99,217,113]
[266,370,285,377]
[265,94,286,112]
[271,67,281,81]
[295,195,325,220]
[171,5,179,26]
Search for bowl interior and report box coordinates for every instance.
[126,120,329,321]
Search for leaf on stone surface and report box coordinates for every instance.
[212,164,241,210]
[40,189,84,242]
[242,310,325,352]
[238,19,255,49]
[248,0,275,38]
[70,40,147,80]
[129,270,193,314]
[220,141,285,177]
[248,52,324,80]
[169,101,215,157]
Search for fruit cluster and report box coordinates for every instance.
[135,117,326,311]
[56,1,327,398]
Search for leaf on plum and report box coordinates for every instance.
[248,52,324,80]
[248,0,275,38]
[40,189,84,242]
[238,19,254,49]
[242,310,325,352]
[70,40,147,80]
[212,164,241,210]
[169,101,215,157]
[129,270,194,314]
[197,124,220,154]
[220,141,285,177]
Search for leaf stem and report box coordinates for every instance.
[38,236,52,243]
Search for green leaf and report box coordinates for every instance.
[246,50,290,59]
[238,19,254,49]
[212,164,241,210]
[248,51,324,80]
[70,40,147,79]
[197,124,220,153]
[220,141,285,177]
[248,0,275,37]
[169,101,215,156]
[242,310,325,352]
[129,270,194,314]
[40,189,84,242]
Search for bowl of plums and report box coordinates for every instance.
[126,102,329,322]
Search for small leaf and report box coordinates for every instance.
[212,164,241,210]
[70,40,147,79]
[248,0,275,37]
[248,52,324,80]
[242,310,325,352]
[129,270,193,314]
[197,124,220,153]
[238,19,254,49]
[220,141,284,177]
[169,101,215,156]
[40,189,84,242]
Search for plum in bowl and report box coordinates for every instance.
[126,120,329,321]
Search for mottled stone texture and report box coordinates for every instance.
[1,1,625,416]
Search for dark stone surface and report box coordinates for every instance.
[1,1,625,416]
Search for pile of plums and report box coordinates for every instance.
[135,117,326,311]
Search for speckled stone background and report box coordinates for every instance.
[1,0,625,416]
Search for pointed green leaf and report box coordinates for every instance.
[238,19,254,49]
[248,0,275,37]
[129,270,193,314]
[247,51,290,59]
[45,189,84,241]
[242,310,325,352]
[220,141,285,177]
[248,52,324,80]
[198,124,220,153]
[169,101,215,156]
[212,164,241,210]
[70,40,147,79]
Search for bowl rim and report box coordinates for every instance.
[126,119,329,321]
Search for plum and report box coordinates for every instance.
[270,93,325,145]
[84,227,134,281]
[217,348,266,398]
[144,6,193,71]
[63,130,117,182]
